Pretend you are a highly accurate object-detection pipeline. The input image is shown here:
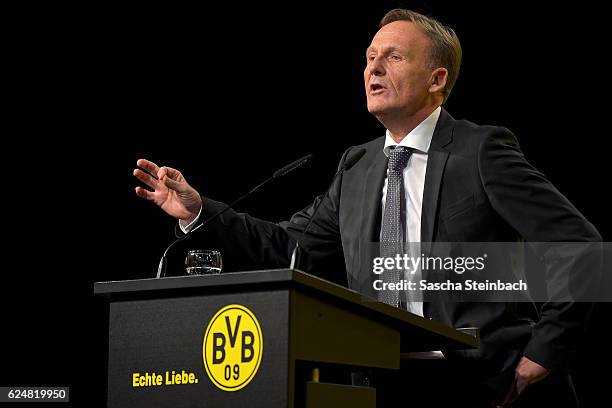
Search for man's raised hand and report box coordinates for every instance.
[133,159,202,223]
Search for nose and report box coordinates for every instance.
[366,55,385,77]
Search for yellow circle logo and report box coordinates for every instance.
[203,304,263,391]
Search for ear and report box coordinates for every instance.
[428,67,448,95]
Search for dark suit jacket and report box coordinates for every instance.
[192,108,601,380]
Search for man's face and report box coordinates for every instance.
[364,21,434,118]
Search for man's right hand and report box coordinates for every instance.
[133,159,202,223]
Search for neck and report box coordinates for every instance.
[379,104,440,143]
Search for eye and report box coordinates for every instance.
[389,54,402,62]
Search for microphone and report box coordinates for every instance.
[272,154,313,179]
[289,148,366,271]
[156,153,313,278]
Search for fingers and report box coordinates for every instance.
[133,168,159,190]
[496,378,518,408]
[159,166,183,182]
[514,375,530,398]
[163,175,188,193]
[134,158,191,199]
[135,186,155,201]
[157,166,187,192]
[136,159,161,177]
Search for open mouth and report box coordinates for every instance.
[370,84,386,94]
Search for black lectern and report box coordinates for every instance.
[94,269,477,407]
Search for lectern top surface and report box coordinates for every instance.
[94,269,478,350]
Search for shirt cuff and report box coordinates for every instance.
[178,205,203,233]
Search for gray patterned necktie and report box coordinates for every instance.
[379,146,413,307]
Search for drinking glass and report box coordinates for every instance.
[185,250,222,275]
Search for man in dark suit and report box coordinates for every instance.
[133,9,600,407]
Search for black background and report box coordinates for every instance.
[3,1,610,406]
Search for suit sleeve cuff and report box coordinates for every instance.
[522,338,571,373]
[178,204,203,233]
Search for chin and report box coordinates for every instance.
[367,101,386,114]
[367,103,392,117]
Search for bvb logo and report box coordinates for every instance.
[203,304,263,391]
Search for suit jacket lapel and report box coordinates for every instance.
[361,146,387,242]
[421,109,454,247]
[353,145,387,295]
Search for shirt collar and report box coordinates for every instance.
[383,106,441,157]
